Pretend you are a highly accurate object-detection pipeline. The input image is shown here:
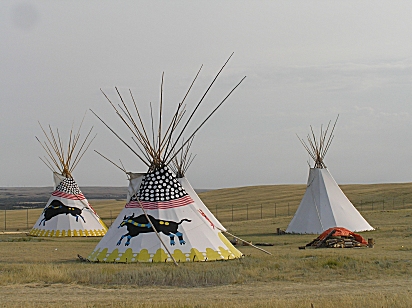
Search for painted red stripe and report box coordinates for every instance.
[52,191,86,200]
[125,195,194,209]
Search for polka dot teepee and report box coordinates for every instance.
[88,56,246,263]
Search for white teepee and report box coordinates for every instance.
[88,57,245,262]
[286,117,374,234]
[30,118,108,237]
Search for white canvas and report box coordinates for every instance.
[178,177,226,232]
[286,168,374,234]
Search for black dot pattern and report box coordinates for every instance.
[131,166,188,202]
[55,178,82,195]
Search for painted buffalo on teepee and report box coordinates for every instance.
[30,116,108,237]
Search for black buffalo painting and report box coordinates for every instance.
[117,213,191,246]
[39,199,85,226]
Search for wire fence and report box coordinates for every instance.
[1,197,411,231]
[208,198,412,223]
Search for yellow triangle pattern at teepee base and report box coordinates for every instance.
[29,228,107,237]
[87,233,243,263]
[218,232,244,259]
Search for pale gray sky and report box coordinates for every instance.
[1,1,411,189]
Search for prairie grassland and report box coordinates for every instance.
[0,184,412,307]
[3,182,412,230]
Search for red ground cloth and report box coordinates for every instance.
[319,227,368,245]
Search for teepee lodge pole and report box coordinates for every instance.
[137,198,179,266]
[219,228,272,255]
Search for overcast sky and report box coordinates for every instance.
[1,1,411,189]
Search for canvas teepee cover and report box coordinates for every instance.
[30,173,107,236]
[286,117,374,234]
[88,167,241,262]
[30,119,108,237]
[88,57,245,262]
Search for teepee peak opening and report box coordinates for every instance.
[36,112,96,179]
[297,115,339,169]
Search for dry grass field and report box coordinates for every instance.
[0,183,412,307]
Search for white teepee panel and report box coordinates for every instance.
[178,177,226,232]
[286,168,374,234]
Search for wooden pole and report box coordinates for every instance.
[164,75,247,165]
[219,228,272,255]
[274,203,277,218]
[163,53,235,163]
[137,199,179,266]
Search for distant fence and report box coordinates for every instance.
[0,197,411,232]
[208,198,412,223]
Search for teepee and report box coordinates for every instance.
[88,56,245,263]
[286,117,374,234]
[30,117,108,237]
